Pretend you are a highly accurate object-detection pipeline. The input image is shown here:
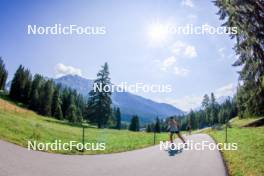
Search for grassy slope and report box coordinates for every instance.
[207,117,264,176]
[0,98,168,154]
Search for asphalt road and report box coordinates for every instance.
[0,134,227,176]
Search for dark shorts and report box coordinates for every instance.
[170,130,179,134]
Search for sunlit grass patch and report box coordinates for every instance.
[207,118,264,176]
[0,98,168,154]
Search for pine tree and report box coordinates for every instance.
[188,110,196,129]
[202,94,210,108]
[61,88,71,118]
[29,74,44,111]
[9,65,32,102]
[115,107,121,130]
[0,58,8,90]
[155,117,161,133]
[65,95,77,123]
[178,93,238,130]
[202,94,210,125]
[106,107,116,128]
[7,64,87,123]
[10,65,24,100]
[52,88,63,120]
[75,94,85,121]
[86,63,112,128]
[210,93,218,124]
[21,69,32,103]
[66,104,77,123]
[214,0,264,117]
[146,124,152,132]
[39,80,54,116]
[129,115,140,131]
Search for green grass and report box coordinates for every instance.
[0,98,168,154]
[207,117,264,176]
[230,117,263,128]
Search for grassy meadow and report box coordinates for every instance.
[0,98,168,154]
[207,117,264,176]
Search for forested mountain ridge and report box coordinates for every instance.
[55,74,184,123]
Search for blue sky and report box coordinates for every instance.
[0,0,238,111]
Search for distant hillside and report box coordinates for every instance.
[54,75,93,96]
[55,75,184,123]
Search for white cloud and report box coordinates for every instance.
[184,45,197,58]
[55,63,82,78]
[171,41,186,55]
[161,56,176,71]
[170,41,197,58]
[215,83,236,98]
[181,0,194,8]
[168,83,237,111]
[173,66,189,76]
[160,56,189,76]
[167,95,203,112]
[218,47,225,58]
[159,40,196,76]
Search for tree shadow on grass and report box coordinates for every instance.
[0,92,28,108]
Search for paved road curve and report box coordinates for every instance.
[0,134,227,176]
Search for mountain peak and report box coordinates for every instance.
[55,75,184,123]
[57,74,88,80]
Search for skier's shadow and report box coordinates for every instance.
[167,148,183,156]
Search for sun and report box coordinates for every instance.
[148,22,168,43]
